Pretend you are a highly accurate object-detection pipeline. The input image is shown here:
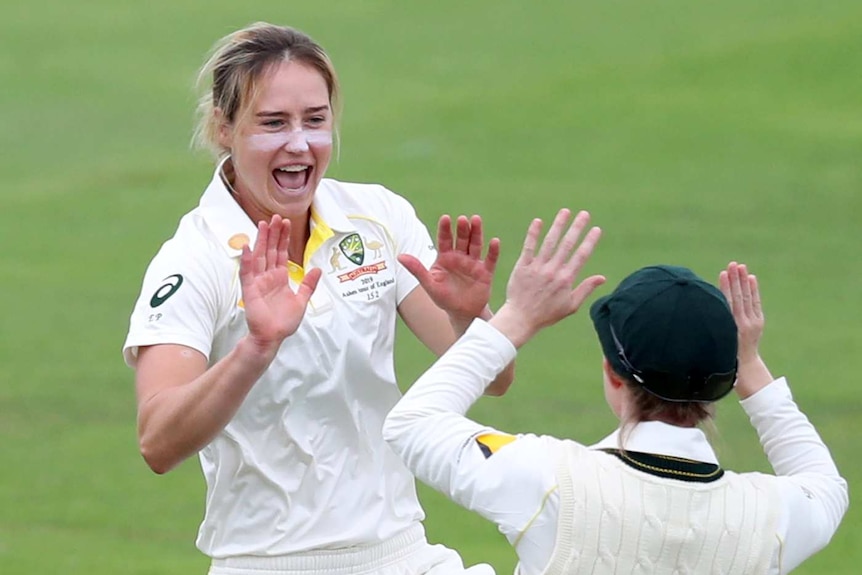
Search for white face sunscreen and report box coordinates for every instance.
[247,130,332,153]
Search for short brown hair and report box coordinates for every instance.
[192,22,340,159]
[616,368,716,447]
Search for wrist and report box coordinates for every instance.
[734,355,774,400]
[488,305,537,349]
[449,305,491,335]
[237,335,281,366]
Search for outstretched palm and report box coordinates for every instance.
[240,215,321,347]
[718,261,764,364]
[399,215,500,322]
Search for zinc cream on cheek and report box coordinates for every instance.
[247,131,332,153]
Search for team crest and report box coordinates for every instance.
[339,233,365,265]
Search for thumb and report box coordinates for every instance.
[397,254,431,285]
[296,268,323,304]
[569,275,607,312]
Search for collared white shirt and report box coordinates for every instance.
[383,320,849,575]
[124,161,438,557]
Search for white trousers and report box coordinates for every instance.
[207,524,494,575]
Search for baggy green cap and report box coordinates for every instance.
[589,265,738,403]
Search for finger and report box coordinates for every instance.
[276,218,291,269]
[569,274,607,312]
[564,223,600,275]
[239,244,255,287]
[553,210,589,265]
[468,215,484,258]
[397,254,432,285]
[718,269,731,304]
[454,215,471,254]
[253,220,269,275]
[738,264,754,316]
[749,275,763,318]
[266,215,282,270]
[537,209,572,261]
[295,267,323,304]
[728,261,745,316]
[519,218,543,264]
[436,215,454,253]
[484,237,501,275]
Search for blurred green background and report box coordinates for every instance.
[1,1,860,573]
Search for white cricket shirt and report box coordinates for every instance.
[124,160,438,557]
[383,320,849,575]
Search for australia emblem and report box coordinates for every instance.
[339,233,365,265]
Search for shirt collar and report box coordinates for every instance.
[198,158,356,260]
[590,421,719,465]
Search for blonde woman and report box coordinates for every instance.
[124,22,506,575]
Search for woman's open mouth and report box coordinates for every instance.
[273,165,311,192]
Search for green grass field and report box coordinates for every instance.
[2,1,860,573]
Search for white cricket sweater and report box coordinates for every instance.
[383,319,848,575]
[541,439,779,574]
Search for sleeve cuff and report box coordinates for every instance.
[466,318,518,366]
[739,376,792,414]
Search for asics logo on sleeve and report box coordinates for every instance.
[150,274,184,308]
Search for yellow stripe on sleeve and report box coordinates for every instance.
[476,433,517,458]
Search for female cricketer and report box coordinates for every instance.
[384,209,848,574]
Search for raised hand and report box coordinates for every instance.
[491,209,605,348]
[239,215,321,351]
[718,261,765,366]
[719,261,773,398]
[398,214,500,324]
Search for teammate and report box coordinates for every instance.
[384,209,848,574]
[123,22,505,575]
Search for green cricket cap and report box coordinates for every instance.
[589,265,738,403]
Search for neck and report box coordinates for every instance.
[221,159,311,264]
[288,218,310,265]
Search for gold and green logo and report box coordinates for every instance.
[339,233,364,265]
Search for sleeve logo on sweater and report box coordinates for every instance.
[150,274,184,308]
[475,433,517,459]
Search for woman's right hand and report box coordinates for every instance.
[719,261,764,365]
[240,215,322,354]
[719,261,774,398]
[490,209,605,348]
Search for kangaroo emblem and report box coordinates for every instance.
[330,246,343,271]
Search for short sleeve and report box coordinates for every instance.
[123,238,224,367]
[385,192,437,304]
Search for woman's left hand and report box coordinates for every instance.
[398,214,500,323]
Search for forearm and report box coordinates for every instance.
[742,378,839,476]
[450,306,516,396]
[734,355,774,399]
[137,337,276,473]
[741,378,848,526]
[384,320,517,493]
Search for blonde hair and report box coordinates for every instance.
[192,22,341,159]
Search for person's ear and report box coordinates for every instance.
[603,358,624,390]
[215,108,232,150]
